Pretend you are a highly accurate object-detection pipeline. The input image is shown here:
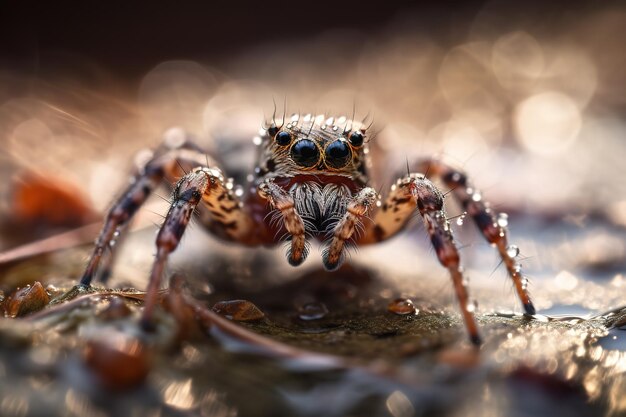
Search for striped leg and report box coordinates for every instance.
[322,187,378,270]
[258,180,308,266]
[413,159,535,315]
[80,138,256,286]
[359,174,482,345]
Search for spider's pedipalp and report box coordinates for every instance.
[323,187,377,270]
[258,180,309,266]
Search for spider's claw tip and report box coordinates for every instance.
[287,256,305,267]
[523,302,536,316]
[140,317,157,333]
[469,333,483,346]
[322,255,342,271]
[79,274,93,286]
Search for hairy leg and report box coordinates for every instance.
[359,174,482,345]
[322,187,378,270]
[80,138,257,286]
[258,180,308,266]
[413,158,535,315]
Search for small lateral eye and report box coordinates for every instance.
[275,131,292,146]
[267,125,279,137]
[348,131,364,147]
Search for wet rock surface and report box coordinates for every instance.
[0,225,624,417]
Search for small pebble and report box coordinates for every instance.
[4,281,50,317]
[212,300,265,321]
[98,296,132,320]
[83,332,149,390]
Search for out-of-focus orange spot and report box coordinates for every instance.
[10,171,97,228]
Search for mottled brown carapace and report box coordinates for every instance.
[80,113,534,345]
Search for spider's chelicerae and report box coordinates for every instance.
[80,112,535,345]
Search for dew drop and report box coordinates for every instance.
[497,213,509,227]
[252,136,262,146]
[506,245,520,258]
[466,300,477,313]
[471,192,482,202]
[456,213,467,226]
[298,302,328,320]
[388,298,418,315]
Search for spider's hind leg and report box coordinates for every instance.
[414,158,536,315]
[80,135,257,287]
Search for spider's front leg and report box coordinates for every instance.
[359,174,482,345]
[413,158,536,315]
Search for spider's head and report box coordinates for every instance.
[256,113,371,186]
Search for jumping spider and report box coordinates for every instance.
[80,112,535,345]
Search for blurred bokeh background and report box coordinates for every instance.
[1,0,625,304]
[1,2,626,416]
[1,0,624,212]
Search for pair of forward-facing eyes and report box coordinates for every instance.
[268,129,364,169]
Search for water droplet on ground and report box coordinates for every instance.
[298,302,329,321]
[388,298,418,315]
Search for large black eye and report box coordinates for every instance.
[325,140,351,169]
[290,139,320,168]
[348,131,364,147]
[275,131,292,146]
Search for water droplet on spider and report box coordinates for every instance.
[456,213,467,226]
[298,302,329,321]
[388,298,418,315]
[471,192,482,202]
[466,300,478,313]
[108,240,116,247]
[506,245,520,258]
[252,136,262,146]
[497,213,509,227]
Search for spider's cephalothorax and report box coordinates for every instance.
[252,115,374,264]
[79,112,536,345]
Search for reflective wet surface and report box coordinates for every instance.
[0,212,625,417]
[1,3,625,415]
